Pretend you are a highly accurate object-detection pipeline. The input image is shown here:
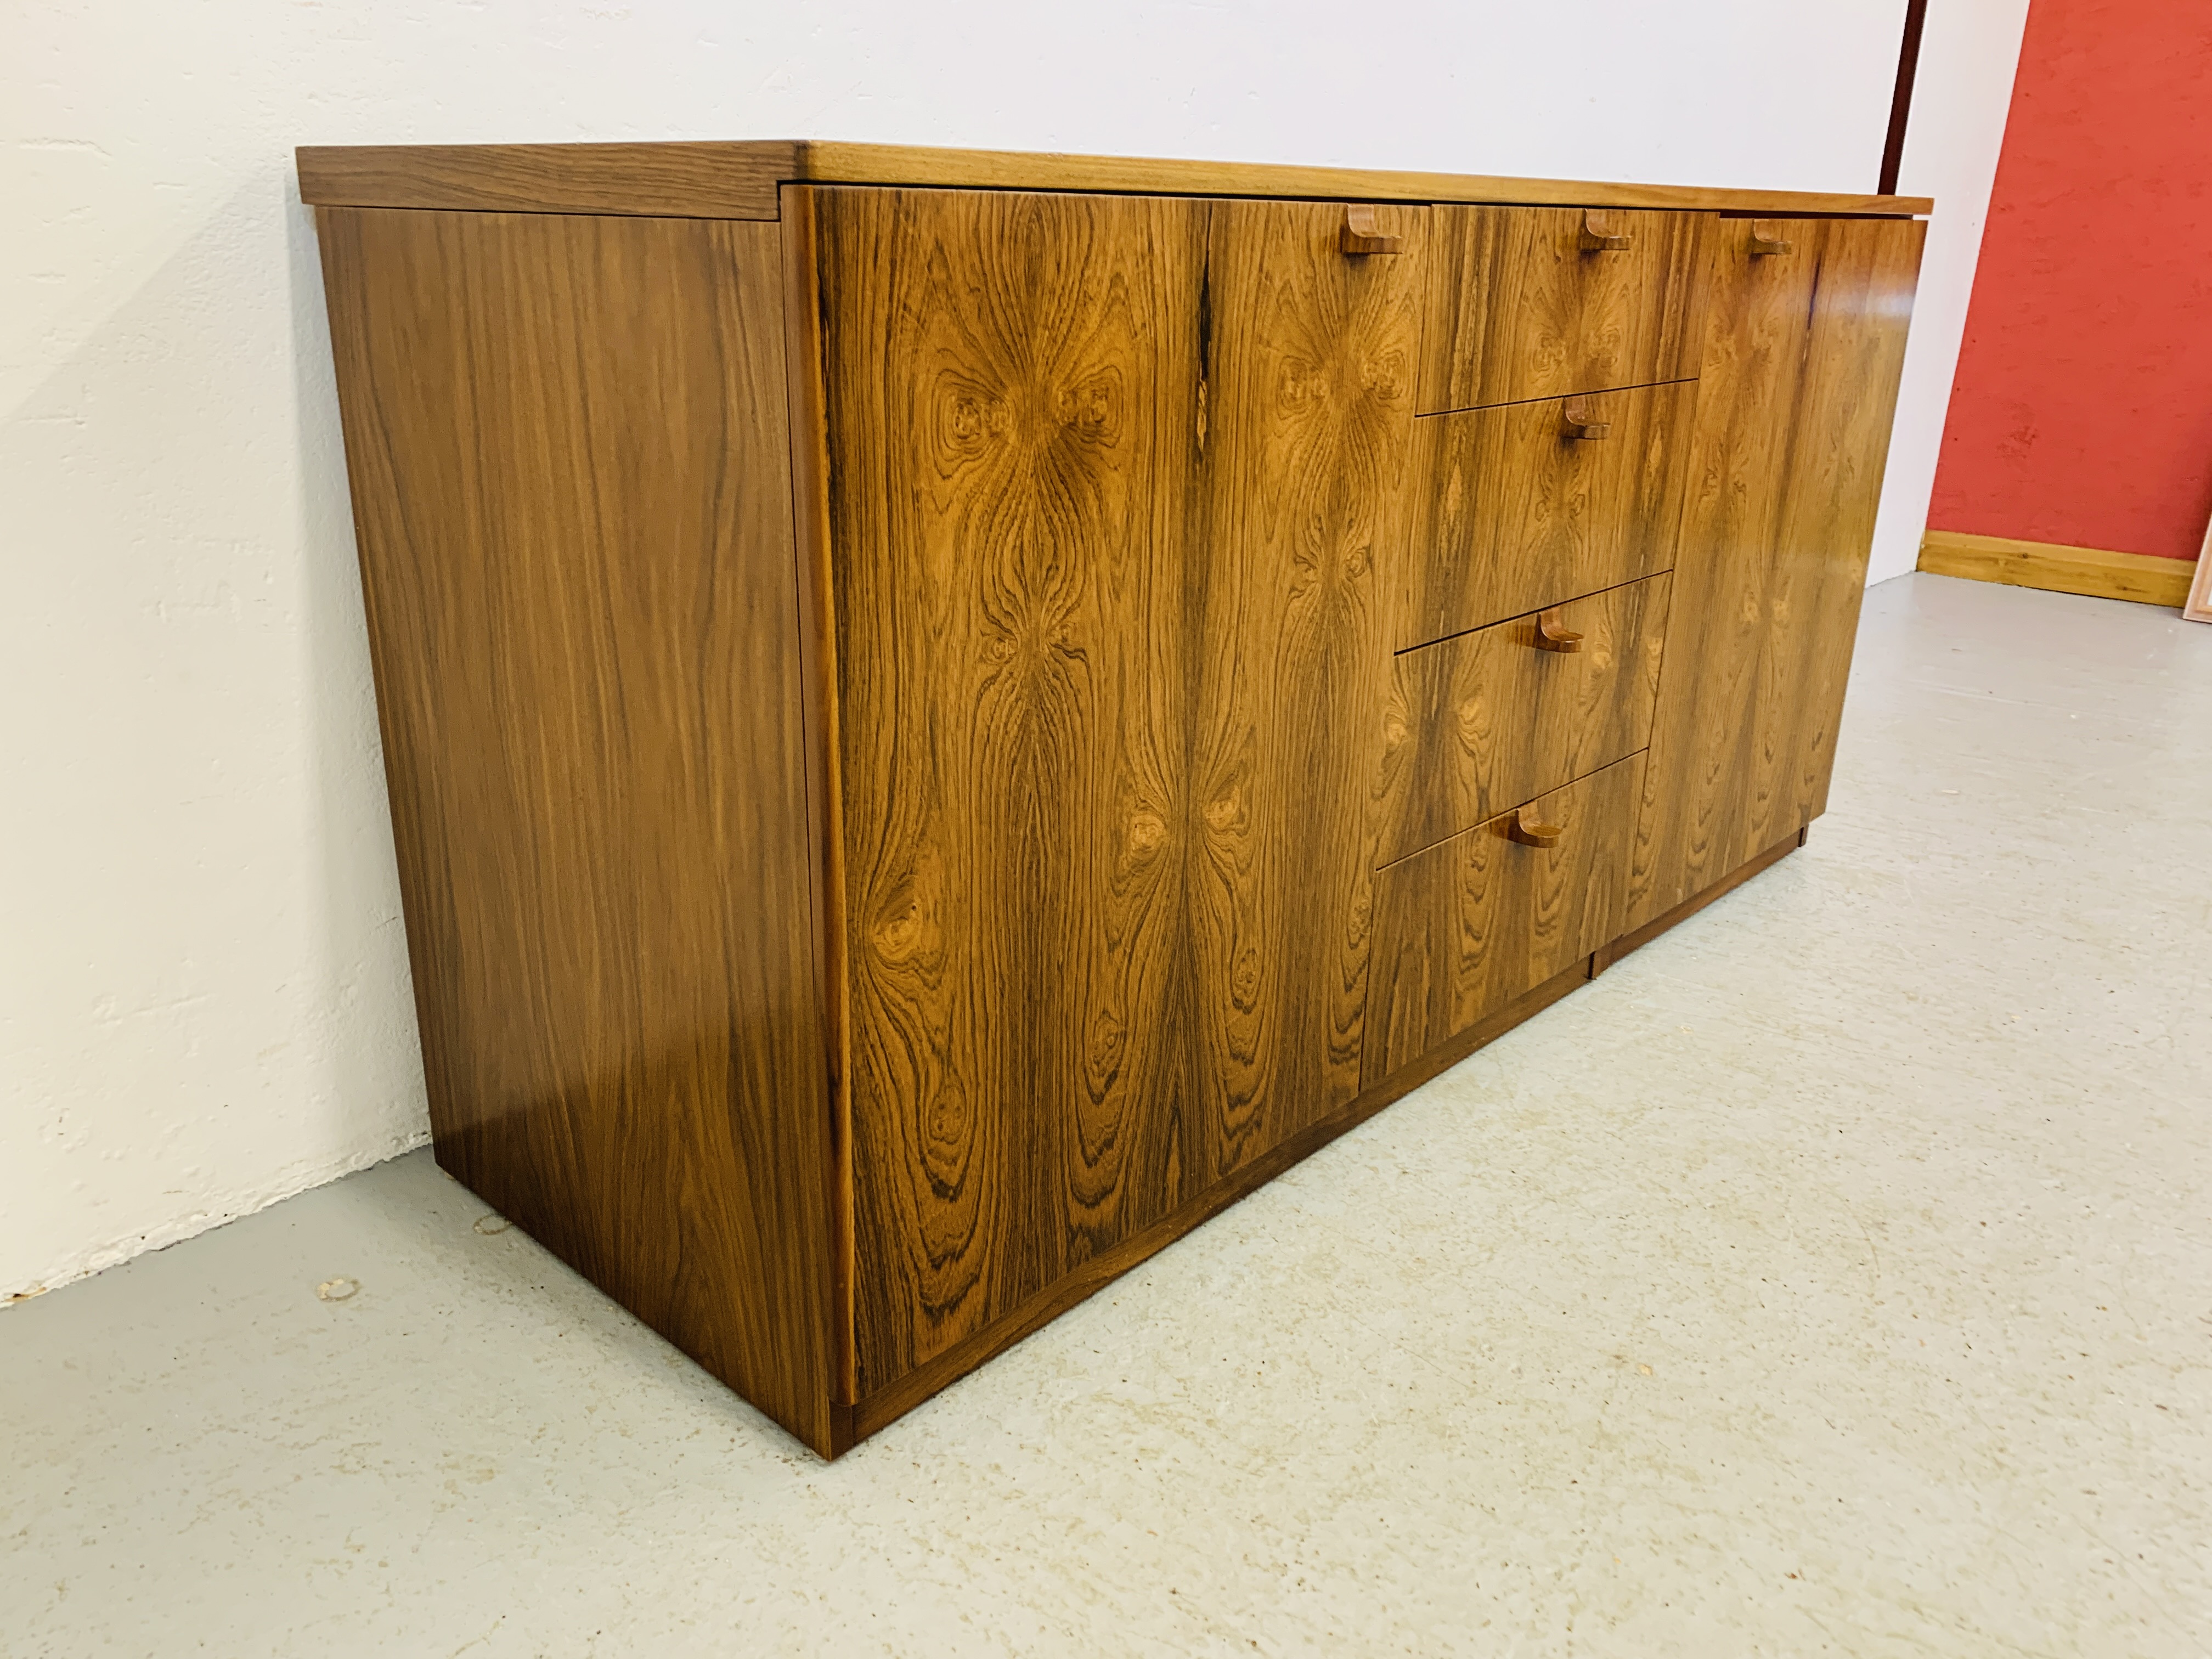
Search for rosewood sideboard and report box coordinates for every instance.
[299,141,1928,1457]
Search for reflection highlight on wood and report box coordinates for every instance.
[1419,207,1711,412]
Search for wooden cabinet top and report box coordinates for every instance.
[295,139,1933,222]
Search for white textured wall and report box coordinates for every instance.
[3,1,2020,1301]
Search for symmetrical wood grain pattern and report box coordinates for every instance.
[1379,575,1671,865]
[1183,198,1426,1176]
[1917,530,2200,609]
[810,188,1422,1394]
[298,143,796,218]
[296,139,1937,219]
[314,208,837,1452]
[1418,208,1714,413]
[1629,216,1926,929]
[811,188,1210,1391]
[1401,380,1695,647]
[1366,753,1644,1084]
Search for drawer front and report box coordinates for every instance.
[1378,575,1670,866]
[1418,206,1712,413]
[1365,752,1643,1084]
[1401,380,1693,649]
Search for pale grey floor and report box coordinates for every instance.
[7,573,2211,1658]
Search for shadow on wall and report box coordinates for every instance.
[0,166,428,1300]
[286,169,430,1136]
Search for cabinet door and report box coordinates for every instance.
[814,188,1423,1393]
[1188,199,1425,1179]
[813,188,1210,1390]
[1628,216,1925,927]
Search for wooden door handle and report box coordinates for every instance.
[1507,806,1564,848]
[1578,210,1633,252]
[1748,220,1795,257]
[1560,399,1611,440]
[1341,205,1404,256]
[1533,607,1585,652]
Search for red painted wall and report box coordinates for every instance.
[1929,1,2212,561]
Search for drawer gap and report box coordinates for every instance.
[1413,374,1699,422]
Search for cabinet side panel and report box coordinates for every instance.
[1628,217,1923,929]
[314,207,836,1452]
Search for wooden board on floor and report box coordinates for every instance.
[2189,534,2212,623]
[1918,530,2200,609]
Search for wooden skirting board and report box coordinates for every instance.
[1918,530,2199,609]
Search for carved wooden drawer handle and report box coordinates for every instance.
[1578,210,1633,252]
[1560,399,1611,440]
[1748,220,1795,257]
[1533,607,1585,652]
[1507,807,1564,848]
[1341,205,1404,256]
